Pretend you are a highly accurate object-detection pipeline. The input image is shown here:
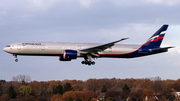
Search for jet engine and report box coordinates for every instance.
[59,50,78,61]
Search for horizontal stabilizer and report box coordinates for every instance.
[150,46,174,51]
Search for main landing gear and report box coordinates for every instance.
[13,54,18,62]
[81,60,95,66]
[82,54,96,66]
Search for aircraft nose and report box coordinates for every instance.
[3,47,8,52]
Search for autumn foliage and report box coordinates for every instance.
[143,89,154,97]
[51,94,63,101]
[61,91,97,100]
[19,85,32,96]
[0,76,180,100]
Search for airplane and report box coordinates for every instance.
[3,25,173,66]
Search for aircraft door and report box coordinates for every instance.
[17,44,21,50]
[107,48,112,52]
[41,45,45,50]
[109,48,112,52]
[78,46,81,50]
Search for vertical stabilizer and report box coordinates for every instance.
[142,25,168,48]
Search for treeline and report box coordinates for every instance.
[0,75,180,101]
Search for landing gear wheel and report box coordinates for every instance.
[88,61,91,66]
[85,61,88,65]
[81,61,85,64]
[92,61,95,65]
[15,59,18,62]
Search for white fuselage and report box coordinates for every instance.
[3,42,140,58]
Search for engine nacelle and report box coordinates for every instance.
[59,50,78,61]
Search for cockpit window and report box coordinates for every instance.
[6,45,11,47]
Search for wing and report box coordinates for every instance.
[79,38,129,56]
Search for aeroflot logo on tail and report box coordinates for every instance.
[148,31,166,42]
[22,43,41,46]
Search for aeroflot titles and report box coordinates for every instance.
[22,43,41,46]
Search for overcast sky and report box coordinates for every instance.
[1,0,180,81]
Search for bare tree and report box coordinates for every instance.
[151,77,163,94]
[12,74,31,84]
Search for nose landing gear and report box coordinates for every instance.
[15,59,18,62]
[13,54,18,62]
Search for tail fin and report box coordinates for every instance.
[142,24,168,48]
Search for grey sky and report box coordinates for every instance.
[0,0,180,81]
